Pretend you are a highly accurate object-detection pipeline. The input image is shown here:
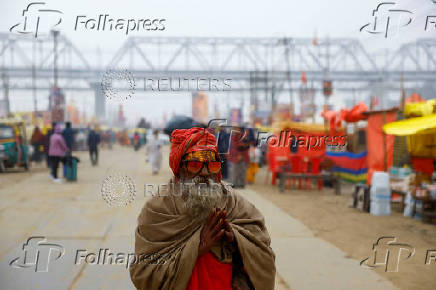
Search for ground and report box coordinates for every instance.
[251,167,436,290]
[0,145,434,289]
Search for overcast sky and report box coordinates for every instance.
[1,0,435,126]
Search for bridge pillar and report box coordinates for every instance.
[90,82,106,122]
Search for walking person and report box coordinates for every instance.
[43,123,56,168]
[87,128,100,166]
[146,129,162,175]
[133,131,140,151]
[30,126,44,163]
[48,124,69,183]
[215,127,230,180]
[228,127,251,188]
[62,122,75,151]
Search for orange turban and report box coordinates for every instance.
[169,127,221,179]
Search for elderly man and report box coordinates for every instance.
[130,128,275,290]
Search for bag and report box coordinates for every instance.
[65,156,80,181]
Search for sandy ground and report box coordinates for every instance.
[249,167,436,290]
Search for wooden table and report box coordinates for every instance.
[277,172,341,195]
[412,193,436,223]
[391,189,407,212]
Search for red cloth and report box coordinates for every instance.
[366,111,396,184]
[411,157,435,176]
[186,252,233,290]
[169,128,221,179]
[343,102,368,123]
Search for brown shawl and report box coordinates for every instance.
[130,181,276,290]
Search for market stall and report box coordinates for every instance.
[382,100,436,222]
[267,121,345,191]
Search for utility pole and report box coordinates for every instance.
[53,30,59,88]
[2,72,10,117]
[283,37,293,120]
[32,39,37,113]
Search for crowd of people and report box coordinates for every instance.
[214,126,265,189]
[30,122,102,183]
[29,123,264,188]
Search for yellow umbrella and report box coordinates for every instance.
[383,114,436,136]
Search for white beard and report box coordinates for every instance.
[177,176,224,221]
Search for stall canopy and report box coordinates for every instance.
[272,121,329,134]
[383,114,436,164]
[383,114,436,136]
[404,99,436,117]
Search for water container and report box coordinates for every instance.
[389,167,399,179]
[403,192,413,217]
[370,172,391,216]
[398,167,411,179]
[372,172,390,187]
[370,200,391,216]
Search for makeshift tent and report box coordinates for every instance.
[272,121,329,134]
[383,113,436,175]
[383,114,436,136]
[267,121,340,185]
[364,109,397,185]
[404,100,436,118]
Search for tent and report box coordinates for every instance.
[364,109,398,184]
[383,113,436,175]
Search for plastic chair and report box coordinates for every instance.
[304,157,323,190]
[289,155,303,189]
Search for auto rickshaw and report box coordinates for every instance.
[0,119,30,172]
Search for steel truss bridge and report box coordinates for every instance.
[1,33,435,118]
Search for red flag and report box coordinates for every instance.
[301,72,307,84]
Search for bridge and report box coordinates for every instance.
[1,33,435,119]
